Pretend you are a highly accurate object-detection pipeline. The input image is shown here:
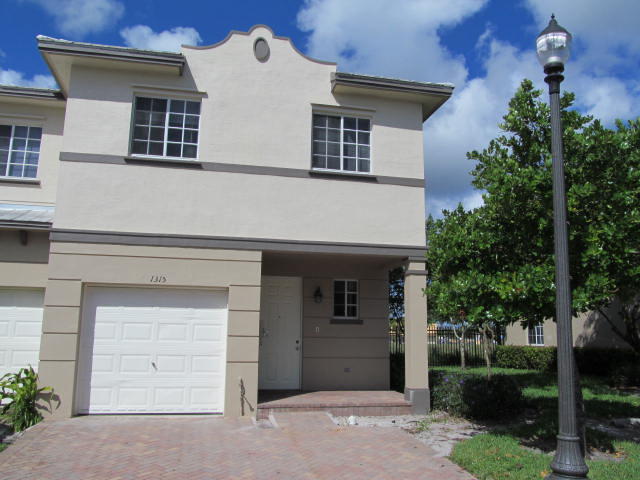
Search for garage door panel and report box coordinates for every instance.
[0,289,44,377]
[78,287,228,414]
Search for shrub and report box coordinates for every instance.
[495,345,557,371]
[573,348,639,379]
[390,352,405,393]
[0,366,53,432]
[430,371,524,420]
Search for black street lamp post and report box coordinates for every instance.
[536,15,589,480]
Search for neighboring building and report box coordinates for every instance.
[0,25,452,417]
[504,305,631,349]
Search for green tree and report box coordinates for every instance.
[427,79,640,357]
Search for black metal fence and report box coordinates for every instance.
[389,326,504,367]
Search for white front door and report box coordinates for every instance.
[258,276,302,390]
[76,287,228,414]
[0,289,44,377]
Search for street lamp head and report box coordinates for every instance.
[536,14,572,72]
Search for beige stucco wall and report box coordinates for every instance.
[38,242,262,418]
[0,229,49,288]
[0,101,65,206]
[262,253,392,390]
[505,306,631,349]
[54,26,426,246]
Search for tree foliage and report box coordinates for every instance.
[427,79,640,353]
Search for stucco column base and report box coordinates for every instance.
[404,387,430,414]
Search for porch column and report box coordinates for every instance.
[403,259,429,413]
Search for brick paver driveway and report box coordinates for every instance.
[0,413,474,479]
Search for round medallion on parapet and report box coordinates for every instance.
[254,38,270,62]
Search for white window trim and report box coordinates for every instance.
[129,95,201,161]
[0,124,43,179]
[311,112,373,175]
[528,324,545,346]
[333,279,359,320]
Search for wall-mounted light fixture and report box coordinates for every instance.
[313,287,323,303]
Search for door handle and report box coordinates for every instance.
[151,361,158,371]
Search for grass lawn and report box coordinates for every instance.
[431,367,640,479]
[0,444,6,453]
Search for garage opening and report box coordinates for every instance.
[76,287,228,414]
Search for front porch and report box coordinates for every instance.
[256,390,412,420]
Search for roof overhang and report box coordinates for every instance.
[0,204,54,231]
[0,85,65,108]
[331,72,454,121]
[37,36,185,97]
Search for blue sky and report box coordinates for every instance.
[2,0,638,217]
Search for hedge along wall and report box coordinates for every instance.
[495,345,640,381]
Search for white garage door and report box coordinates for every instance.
[0,289,44,378]
[77,287,228,414]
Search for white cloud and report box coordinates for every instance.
[0,69,57,89]
[120,25,202,52]
[23,0,124,38]
[297,0,640,217]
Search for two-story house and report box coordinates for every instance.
[0,25,452,418]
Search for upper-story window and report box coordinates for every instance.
[528,324,544,346]
[0,125,42,179]
[312,114,371,173]
[131,97,201,159]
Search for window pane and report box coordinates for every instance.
[358,118,370,131]
[347,281,357,292]
[334,281,345,293]
[184,115,199,129]
[327,116,340,128]
[327,142,340,156]
[358,132,370,145]
[166,143,181,157]
[313,127,326,141]
[151,98,167,112]
[25,152,39,164]
[313,114,326,127]
[327,156,340,169]
[358,145,370,158]
[327,129,340,142]
[136,97,152,110]
[347,294,357,304]
[183,130,198,144]
[343,144,356,157]
[344,117,357,130]
[27,140,41,152]
[0,162,7,176]
[12,139,26,150]
[347,306,357,318]
[149,127,164,141]
[344,158,357,171]
[0,125,11,137]
[358,159,370,173]
[10,151,25,164]
[343,130,356,143]
[28,127,42,140]
[169,114,183,127]
[23,165,37,178]
[131,141,147,154]
[168,128,182,142]
[0,150,8,163]
[334,304,345,317]
[312,142,326,155]
[135,110,150,125]
[148,142,163,155]
[8,164,23,177]
[133,126,149,140]
[150,112,165,127]
[312,155,326,169]
[170,100,185,113]
[0,137,9,149]
[182,144,197,158]
[186,101,200,114]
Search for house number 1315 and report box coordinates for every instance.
[150,275,167,283]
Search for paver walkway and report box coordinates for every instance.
[0,413,475,479]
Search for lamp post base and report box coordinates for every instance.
[547,434,589,479]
